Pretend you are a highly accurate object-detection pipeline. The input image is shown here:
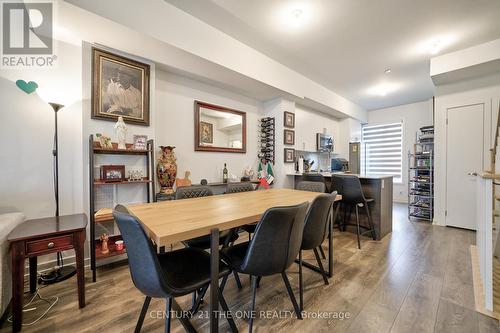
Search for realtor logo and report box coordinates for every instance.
[1,1,55,67]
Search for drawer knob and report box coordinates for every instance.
[47,242,55,248]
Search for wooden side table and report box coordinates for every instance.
[7,214,87,332]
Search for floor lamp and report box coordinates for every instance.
[39,102,77,284]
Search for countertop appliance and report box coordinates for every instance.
[317,133,334,152]
[331,158,349,172]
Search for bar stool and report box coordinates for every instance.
[332,175,376,249]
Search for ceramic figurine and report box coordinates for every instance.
[244,166,255,179]
[114,116,127,149]
[100,233,109,254]
[175,170,192,188]
[157,146,177,194]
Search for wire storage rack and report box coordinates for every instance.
[408,126,434,222]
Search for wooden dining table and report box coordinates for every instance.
[126,188,341,333]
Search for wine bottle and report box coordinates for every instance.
[223,163,228,183]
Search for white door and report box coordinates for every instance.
[446,104,485,230]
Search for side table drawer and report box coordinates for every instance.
[26,235,73,255]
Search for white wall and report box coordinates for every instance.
[295,105,341,155]
[0,40,83,219]
[367,100,433,203]
[434,73,500,226]
[155,70,262,184]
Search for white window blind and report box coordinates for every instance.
[361,122,403,183]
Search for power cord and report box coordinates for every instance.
[7,276,59,326]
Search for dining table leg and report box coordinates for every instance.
[329,203,340,277]
[210,228,220,333]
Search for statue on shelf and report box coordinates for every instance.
[157,146,177,194]
[100,233,109,254]
[114,116,127,149]
[175,170,192,189]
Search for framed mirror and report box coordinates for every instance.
[194,101,246,153]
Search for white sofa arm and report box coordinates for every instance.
[0,211,25,317]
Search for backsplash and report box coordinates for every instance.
[295,150,332,172]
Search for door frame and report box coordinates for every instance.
[444,101,489,228]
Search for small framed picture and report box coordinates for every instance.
[100,165,125,182]
[284,148,295,163]
[133,135,148,150]
[284,129,295,145]
[284,111,295,128]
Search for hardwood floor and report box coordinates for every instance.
[2,204,499,333]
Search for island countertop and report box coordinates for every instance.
[289,172,393,240]
[287,172,394,180]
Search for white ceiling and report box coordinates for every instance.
[166,0,500,110]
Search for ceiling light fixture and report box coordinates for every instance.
[291,8,303,19]
[384,68,391,74]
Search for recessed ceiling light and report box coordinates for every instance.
[384,68,391,74]
[276,2,314,30]
[291,9,303,19]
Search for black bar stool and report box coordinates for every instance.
[332,175,376,249]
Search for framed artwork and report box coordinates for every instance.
[284,129,295,145]
[100,165,125,182]
[199,121,214,144]
[92,48,150,126]
[133,135,148,150]
[284,111,295,128]
[284,148,295,163]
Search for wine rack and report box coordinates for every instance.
[258,117,275,164]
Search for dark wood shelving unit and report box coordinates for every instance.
[89,134,155,282]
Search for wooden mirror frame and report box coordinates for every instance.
[194,101,247,153]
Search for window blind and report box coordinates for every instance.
[361,122,403,183]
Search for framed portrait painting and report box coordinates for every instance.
[284,129,295,145]
[92,48,150,126]
[200,121,214,145]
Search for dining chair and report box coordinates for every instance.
[295,180,326,193]
[298,192,336,311]
[302,173,326,192]
[226,183,257,241]
[332,175,376,249]
[296,180,328,259]
[329,176,345,231]
[112,205,237,333]
[221,202,309,333]
[175,186,239,249]
[176,185,242,298]
[226,182,254,194]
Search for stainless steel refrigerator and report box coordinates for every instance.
[349,142,360,174]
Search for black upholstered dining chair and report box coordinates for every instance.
[296,180,326,193]
[226,182,254,193]
[175,185,242,297]
[112,205,237,333]
[332,175,376,249]
[296,180,328,259]
[298,192,336,311]
[302,173,326,191]
[221,202,309,333]
[226,183,257,241]
[175,185,239,249]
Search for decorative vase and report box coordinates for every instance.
[114,116,127,149]
[157,146,177,194]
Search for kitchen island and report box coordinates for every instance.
[288,172,393,240]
